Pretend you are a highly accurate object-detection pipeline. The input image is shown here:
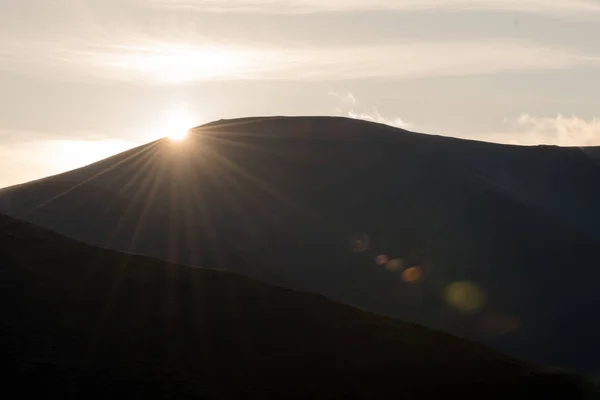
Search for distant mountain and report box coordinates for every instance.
[2,116,600,372]
[0,213,594,399]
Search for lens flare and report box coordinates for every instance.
[402,266,423,283]
[375,254,389,265]
[444,281,486,313]
[385,258,404,272]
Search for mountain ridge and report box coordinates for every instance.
[2,116,600,372]
[4,212,596,398]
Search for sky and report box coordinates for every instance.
[1,0,600,187]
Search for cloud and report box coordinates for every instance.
[331,92,412,129]
[485,114,600,146]
[2,0,600,84]
[2,37,597,84]
[145,0,600,16]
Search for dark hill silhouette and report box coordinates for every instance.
[0,213,595,399]
[2,116,600,372]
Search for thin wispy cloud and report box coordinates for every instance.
[331,92,412,129]
[512,114,600,146]
[146,0,600,16]
[2,37,597,83]
[476,114,600,146]
[2,0,599,85]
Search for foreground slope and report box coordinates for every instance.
[0,214,594,399]
[2,116,600,371]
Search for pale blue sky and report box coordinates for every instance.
[2,0,600,187]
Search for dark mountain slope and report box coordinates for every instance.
[2,116,600,372]
[2,214,594,399]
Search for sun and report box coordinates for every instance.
[169,130,189,141]
[158,105,195,141]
